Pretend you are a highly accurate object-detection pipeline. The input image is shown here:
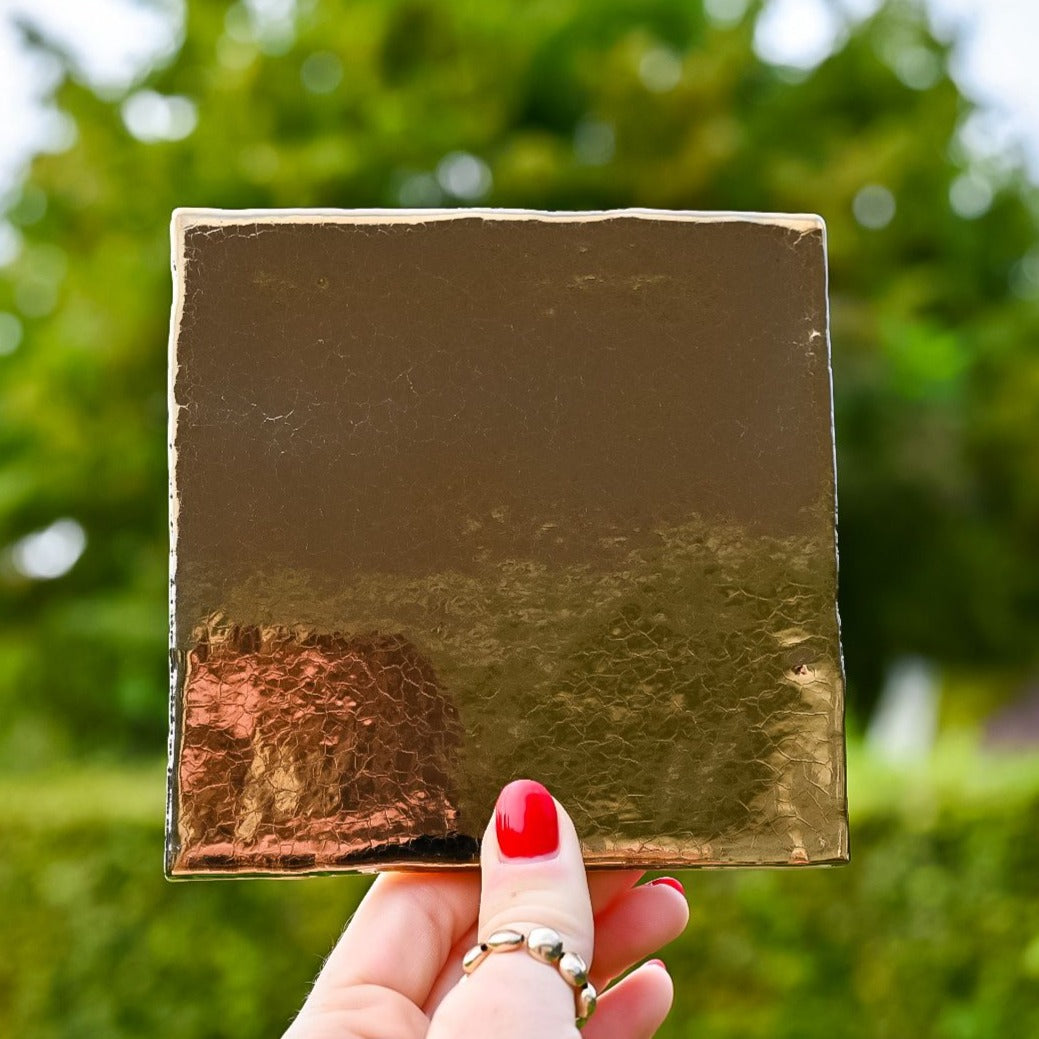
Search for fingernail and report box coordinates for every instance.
[495,779,559,860]
[646,958,667,971]
[648,876,685,896]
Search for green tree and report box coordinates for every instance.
[1,0,1037,765]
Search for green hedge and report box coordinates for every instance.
[2,758,1038,1037]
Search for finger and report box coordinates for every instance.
[428,780,594,1037]
[284,984,428,1039]
[589,878,688,988]
[588,869,647,911]
[582,960,674,1039]
[422,870,644,1013]
[303,871,480,1013]
[477,780,594,960]
[422,923,480,1015]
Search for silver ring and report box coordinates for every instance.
[461,926,597,1026]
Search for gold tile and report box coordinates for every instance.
[167,209,848,876]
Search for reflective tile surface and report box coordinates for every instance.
[167,209,848,876]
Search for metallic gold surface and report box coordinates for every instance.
[167,208,848,876]
[462,945,490,975]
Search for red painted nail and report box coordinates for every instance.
[495,779,559,860]
[646,958,667,970]
[649,876,685,895]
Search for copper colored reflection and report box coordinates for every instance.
[175,621,471,872]
[167,209,849,876]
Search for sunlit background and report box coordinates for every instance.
[1,0,1038,1036]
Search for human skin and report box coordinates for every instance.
[283,780,690,1039]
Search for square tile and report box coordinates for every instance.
[167,209,848,875]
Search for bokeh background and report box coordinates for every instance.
[1,0,1038,1035]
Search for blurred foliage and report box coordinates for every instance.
[1,755,1038,1037]
[1,3,1039,1035]
[0,0,1038,763]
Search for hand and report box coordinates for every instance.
[284,780,689,1039]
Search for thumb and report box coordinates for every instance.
[429,780,594,1039]
[479,779,594,966]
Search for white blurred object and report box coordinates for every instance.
[866,656,940,762]
[754,0,845,70]
[0,0,182,190]
[436,152,492,200]
[853,183,897,228]
[121,90,197,142]
[7,518,87,580]
[930,0,1039,178]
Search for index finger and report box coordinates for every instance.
[304,871,481,1011]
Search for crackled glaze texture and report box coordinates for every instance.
[167,209,849,876]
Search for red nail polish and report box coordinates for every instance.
[648,877,685,895]
[647,958,667,970]
[495,779,559,860]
